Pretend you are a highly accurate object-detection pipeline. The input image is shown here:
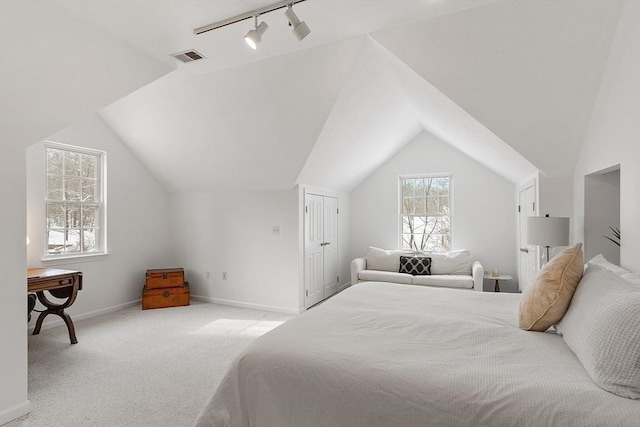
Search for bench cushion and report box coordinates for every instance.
[412,275,474,289]
[358,270,413,284]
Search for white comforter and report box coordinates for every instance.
[195,282,640,427]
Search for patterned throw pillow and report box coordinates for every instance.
[399,256,431,276]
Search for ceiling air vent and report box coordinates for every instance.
[171,49,206,63]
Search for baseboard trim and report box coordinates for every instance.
[28,300,141,333]
[338,282,352,291]
[0,400,31,425]
[191,295,302,315]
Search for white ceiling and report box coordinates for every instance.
[51,0,623,192]
[101,37,365,192]
[372,0,623,178]
[296,37,423,191]
[0,0,173,150]
[52,0,499,75]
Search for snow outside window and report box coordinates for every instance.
[400,175,451,253]
[45,143,106,257]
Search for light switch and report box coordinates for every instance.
[272,225,280,235]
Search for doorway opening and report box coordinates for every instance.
[584,165,620,265]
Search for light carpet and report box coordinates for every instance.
[7,301,293,427]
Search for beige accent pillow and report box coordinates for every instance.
[519,243,584,331]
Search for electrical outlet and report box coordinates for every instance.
[206,271,210,279]
[222,271,228,280]
[272,225,280,235]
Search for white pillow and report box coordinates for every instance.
[365,247,410,272]
[556,266,640,399]
[429,249,472,275]
[587,254,640,285]
[365,247,473,274]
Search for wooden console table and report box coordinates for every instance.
[27,268,83,344]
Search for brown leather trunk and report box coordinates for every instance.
[142,283,190,310]
[145,268,185,289]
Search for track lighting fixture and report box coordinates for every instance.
[194,0,310,50]
[284,4,310,41]
[244,16,269,50]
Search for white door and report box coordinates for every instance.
[304,194,324,307]
[304,193,339,308]
[518,184,537,291]
[323,196,338,299]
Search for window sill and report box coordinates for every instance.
[42,253,110,267]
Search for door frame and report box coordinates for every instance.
[517,177,538,291]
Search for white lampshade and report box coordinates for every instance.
[291,20,310,41]
[527,216,570,247]
[284,6,310,41]
[244,21,268,50]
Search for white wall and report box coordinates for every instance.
[0,143,29,424]
[538,175,573,219]
[573,0,640,272]
[350,131,518,292]
[170,190,301,314]
[26,115,172,323]
[0,2,172,423]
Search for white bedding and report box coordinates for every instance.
[195,282,640,427]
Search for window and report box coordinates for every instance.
[45,143,106,257]
[400,175,451,252]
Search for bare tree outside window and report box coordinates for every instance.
[45,144,104,256]
[401,176,451,252]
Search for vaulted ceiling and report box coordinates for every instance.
[57,0,622,192]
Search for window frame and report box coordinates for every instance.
[43,141,107,260]
[398,173,453,253]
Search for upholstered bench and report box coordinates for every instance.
[351,247,484,291]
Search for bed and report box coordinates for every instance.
[195,281,640,426]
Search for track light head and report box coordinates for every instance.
[244,18,268,50]
[284,5,310,41]
[195,1,310,49]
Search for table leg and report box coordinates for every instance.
[33,283,80,344]
[32,309,78,344]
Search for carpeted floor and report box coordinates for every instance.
[7,301,292,427]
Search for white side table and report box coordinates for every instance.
[484,274,513,292]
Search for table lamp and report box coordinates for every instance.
[527,214,570,263]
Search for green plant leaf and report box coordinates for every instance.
[604,226,621,247]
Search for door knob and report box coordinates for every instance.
[520,248,529,253]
